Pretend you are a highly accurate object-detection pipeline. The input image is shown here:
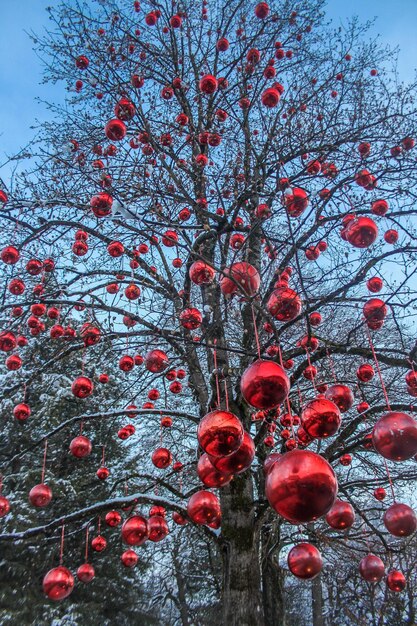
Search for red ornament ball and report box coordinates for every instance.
[148,515,169,542]
[197,410,243,457]
[383,503,417,537]
[121,515,148,545]
[145,349,169,373]
[189,260,216,285]
[187,490,221,525]
[302,397,341,439]
[372,412,417,461]
[0,495,10,517]
[220,262,260,298]
[325,499,355,530]
[387,570,406,592]
[69,435,92,458]
[324,384,354,413]
[151,447,172,469]
[121,549,138,567]
[359,554,385,582]
[265,450,338,523]
[197,453,233,488]
[71,376,94,399]
[209,431,255,475]
[240,359,290,410]
[43,566,74,601]
[287,543,323,579]
[105,119,126,141]
[345,216,378,248]
[267,286,302,321]
[91,535,107,552]
[77,563,95,583]
[29,483,52,508]
[180,308,203,330]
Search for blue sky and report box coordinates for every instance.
[0,0,416,175]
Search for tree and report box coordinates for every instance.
[1,0,417,624]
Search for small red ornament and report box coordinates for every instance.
[145,349,169,373]
[324,384,354,413]
[189,260,216,285]
[199,74,218,94]
[1,246,19,264]
[77,563,95,583]
[180,308,203,330]
[105,510,122,527]
[121,515,148,545]
[69,435,92,458]
[209,431,255,475]
[345,216,378,248]
[97,466,110,480]
[357,363,375,382]
[43,566,74,601]
[220,262,260,298]
[151,447,172,469]
[267,286,301,321]
[197,453,233,488]
[325,499,355,530]
[121,549,138,567]
[302,397,341,439]
[287,543,323,579]
[359,554,385,582]
[105,119,126,141]
[148,515,169,542]
[0,495,10,517]
[374,487,386,501]
[197,410,243,457]
[29,483,52,508]
[386,570,406,592]
[71,376,94,398]
[240,359,290,409]
[91,535,107,552]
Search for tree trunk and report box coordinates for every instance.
[261,521,286,626]
[311,575,324,626]
[220,472,265,626]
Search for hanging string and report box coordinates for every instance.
[98,516,101,535]
[0,474,2,495]
[41,439,48,483]
[80,419,84,435]
[101,446,106,466]
[326,348,337,383]
[84,525,90,563]
[304,348,317,394]
[213,339,221,408]
[59,523,65,566]
[223,379,229,411]
[81,347,86,376]
[383,458,396,502]
[365,325,391,410]
[250,304,261,359]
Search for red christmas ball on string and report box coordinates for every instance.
[1,245,19,264]
[383,503,417,537]
[105,510,122,527]
[325,499,355,530]
[179,308,203,330]
[121,549,138,567]
[372,412,417,461]
[90,192,113,217]
[357,363,375,382]
[121,515,148,545]
[91,535,107,552]
[386,570,406,592]
[267,286,302,321]
[0,495,10,517]
[359,554,385,582]
[302,397,341,439]
[0,331,17,352]
[199,74,218,94]
[363,298,387,329]
[220,262,260,298]
[145,349,169,373]
[240,359,290,410]
[208,431,255,475]
[197,453,233,488]
[197,410,243,457]
[77,563,95,583]
[265,449,338,523]
[71,376,94,398]
[13,403,31,421]
[367,276,383,293]
[374,487,386,501]
[43,566,74,601]
[96,466,110,480]
[151,447,172,469]
[324,384,354,413]
[148,515,169,542]
[287,543,323,579]
[187,490,221,525]
[115,97,136,121]
[345,216,378,248]
[105,119,126,141]
[69,435,92,458]
[29,483,52,508]
[189,260,216,285]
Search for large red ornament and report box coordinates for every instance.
[386,570,406,592]
[324,384,354,413]
[105,510,122,527]
[187,490,221,525]
[197,410,243,457]
[179,308,203,330]
[121,515,148,545]
[267,286,302,321]
[197,453,233,487]
[1,246,19,264]
[43,566,74,601]
[77,563,95,583]
[357,363,375,382]
[115,97,136,121]
[265,450,338,523]
[345,216,378,248]
[284,188,309,217]
[240,359,290,409]
[0,331,17,352]
[71,376,94,398]
[287,543,323,579]
[189,260,216,285]
[372,412,417,461]
[363,298,387,329]
[359,554,385,582]
[199,74,218,94]
[383,503,417,537]
[148,515,169,542]
[90,192,113,217]
[325,499,355,530]
[69,435,92,458]
[145,349,169,373]
[219,262,260,298]
[29,483,52,507]
[105,119,126,141]
[302,397,341,438]
[209,431,255,475]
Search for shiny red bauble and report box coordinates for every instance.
[96,466,110,480]
[179,308,203,330]
[255,2,270,18]
[148,515,169,542]
[367,276,383,293]
[261,88,280,108]
[302,397,341,438]
[29,483,52,507]
[383,503,417,537]
[357,363,375,382]
[119,355,135,371]
[1,245,19,264]
[372,412,417,461]
[107,241,124,257]
[0,331,17,352]
[199,74,218,94]
[265,450,338,523]
[105,510,122,527]
[69,435,92,458]
[197,453,233,488]
[115,97,136,121]
[145,349,169,373]
[267,286,302,321]
[189,260,216,285]
[209,431,255,475]
[43,566,74,601]
[359,554,385,582]
[71,376,94,398]
[287,543,323,579]
[91,535,107,552]
[374,487,386,501]
[363,298,387,329]
[384,229,398,244]
[5,354,22,371]
[345,216,378,248]
[105,119,126,141]
[121,515,148,545]
[172,511,188,525]
[187,490,221,525]
[285,188,309,217]
[325,499,355,529]
[77,563,95,583]
[90,192,113,217]
[121,549,138,567]
[151,447,172,469]
[197,410,243,457]
[240,359,290,409]
[220,262,260,298]
[0,495,10,517]
[387,570,406,592]
[371,199,388,216]
[325,384,354,413]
